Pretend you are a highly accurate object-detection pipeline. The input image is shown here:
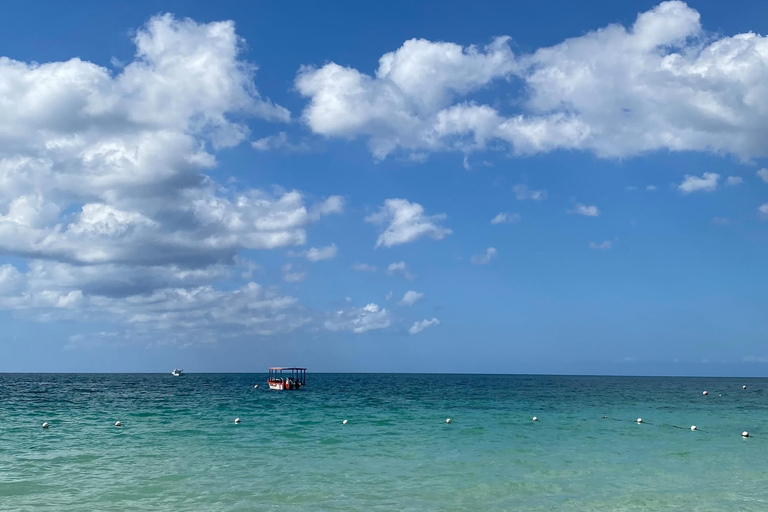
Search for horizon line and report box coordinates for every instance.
[1,371,767,378]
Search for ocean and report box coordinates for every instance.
[1,373,767,511]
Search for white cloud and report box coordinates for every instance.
[0,15,354,344]
[11,260,231,300]
[678,172,719,193]
[283,273,306,283]
[589,241,612,250]
[568,204,600,217]
[324,303,391,333]
[293,243,337,262]
[113,282,308,340]
[251,132,309,152]
[645,185,657,191]
[471,247,498,265]
[235,256,260,279]
[757,169,768,184]
[0,189,341,267]
[296,37,516,160]
[513,184,547,201]
[282,263,306,283]
[385,291,393,300]
[759,203,768,217]
[398,290,424,306]
[296,2,768,161]
[726,176,743,186]
[386,261,415,280]
[2,279,309,343]
[312,196,345,217]
[351,263,377,272]
[365,199,451,248]
[0,264,24,296]
[491,212,521,224]
[0,14,344,271]
[408,318,440,335]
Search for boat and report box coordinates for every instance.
[171,369,184,376]
[268,367,306,390]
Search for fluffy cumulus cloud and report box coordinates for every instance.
[365,199,451,248]
[324,303,391,333]
[296,2,768,161]
[296,37,516,160]
[398,290,424,306]
[471,247,498,265]
[408,318,440,335]
[0,14,343,343]
[758,169,768,184]
[759,203,768,217]
[726,176,743,186]
[678,172,719,193]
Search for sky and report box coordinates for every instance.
[0,0,767,374]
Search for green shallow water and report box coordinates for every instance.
[1,373,767,511]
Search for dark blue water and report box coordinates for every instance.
[1,374,767,511]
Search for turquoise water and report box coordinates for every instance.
[1,374,767,511]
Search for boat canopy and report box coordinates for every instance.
[268,367,306,385]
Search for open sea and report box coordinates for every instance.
[1,373,767,511]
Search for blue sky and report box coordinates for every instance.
[0,0,767,374]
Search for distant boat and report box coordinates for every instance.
[268,367,306,390]
[171,369,184,377]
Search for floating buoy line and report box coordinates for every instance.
[37,385,759,439]
[34,414,757,440]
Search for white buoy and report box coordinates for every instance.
[114,421,122,427]
[691,425,697,431]
[445,418,452,424]
[254,384,259,389]
[342,419,348,425]
[743,385,747,390]
[234,418,241,424]
[532,416,538,422]
[637,418,643,424]
[42,422,49,429]
[702,391,708,396]
[742,431,749,438]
